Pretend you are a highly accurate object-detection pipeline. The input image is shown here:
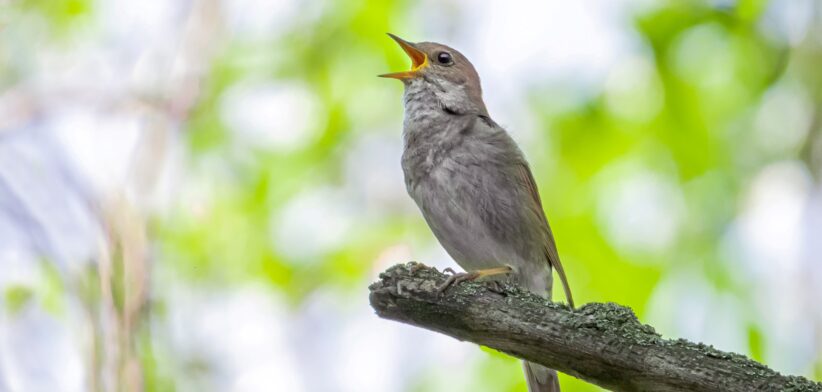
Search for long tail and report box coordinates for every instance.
[551,252,574,309]
[524,248,569,391]
[524,361,560,392]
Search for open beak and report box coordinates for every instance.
[379,33,428,80]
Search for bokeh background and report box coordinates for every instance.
[1,0,821,391]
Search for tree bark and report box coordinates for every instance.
[368,263,822,392]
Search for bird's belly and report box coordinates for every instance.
[426,213,509,271]
[409,167,516,271]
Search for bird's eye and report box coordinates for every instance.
[436,52,453,65]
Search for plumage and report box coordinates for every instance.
[383,34,573,392]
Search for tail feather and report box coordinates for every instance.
[523,361,560,392]
[551,254,574,309]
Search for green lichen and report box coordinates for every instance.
[782,376,822,392]
[574,302,662,345]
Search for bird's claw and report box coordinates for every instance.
[407,261,428,274]
[437,271,479,293]
[485,280,506,294]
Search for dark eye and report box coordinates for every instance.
[436,52,453,65]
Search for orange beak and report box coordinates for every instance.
[379,33,428,80]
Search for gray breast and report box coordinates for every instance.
[400,91,552,293]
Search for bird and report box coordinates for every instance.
[380,34,574,392]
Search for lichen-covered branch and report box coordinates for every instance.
[368,263,822,392]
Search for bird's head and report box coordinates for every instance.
[380,34,487,116]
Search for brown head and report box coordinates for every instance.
[380,34,488,116]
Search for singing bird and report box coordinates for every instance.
[380,34,574,392]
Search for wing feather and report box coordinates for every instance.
[516,163,575,308]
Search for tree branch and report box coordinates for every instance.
[368,263,822,392]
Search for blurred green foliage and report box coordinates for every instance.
[11,0,92,34]
[4,285,33,316]
[156,0,816,390]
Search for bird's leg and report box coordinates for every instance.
[437,266,513,293]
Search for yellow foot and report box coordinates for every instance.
[437,266,513,293]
